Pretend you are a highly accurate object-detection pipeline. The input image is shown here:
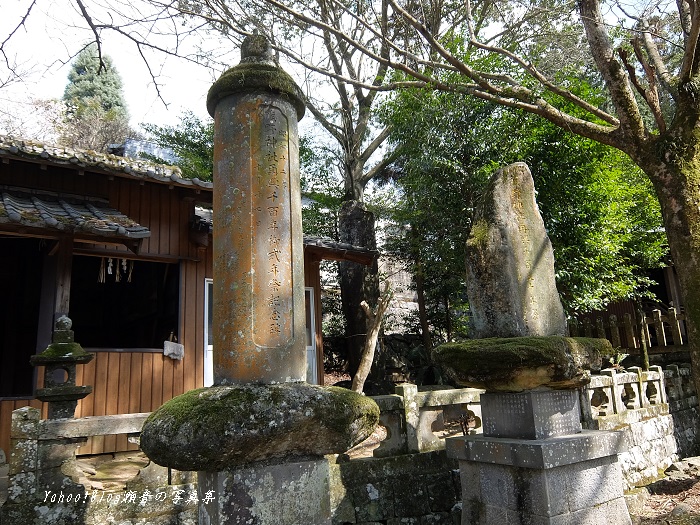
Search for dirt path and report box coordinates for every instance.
[629,460,700,524]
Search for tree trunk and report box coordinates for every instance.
[338,200,380,377]
[351,283,393,393]
[415,270,432,352]
[635,113,700,397]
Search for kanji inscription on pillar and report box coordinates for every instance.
[252,105,293,348]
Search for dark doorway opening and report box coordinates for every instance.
[0,237,43,397]
[70,256,180,349]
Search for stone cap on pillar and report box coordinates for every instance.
[206,34,305,120]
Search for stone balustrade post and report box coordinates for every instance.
[602,368,625,414]
[395,383,420,453]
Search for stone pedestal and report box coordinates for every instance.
[446,390,631,525]
[198,458,331,525]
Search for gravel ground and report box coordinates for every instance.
[630,460,700,524]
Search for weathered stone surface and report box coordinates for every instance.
[199,459,331,525]
[457,454,632,524]
[328,450,460,524]
[465,162,567,339]
[140,383,379,471]
[447,431,627,469]
[481,390,582,439]
[432,336,607,391]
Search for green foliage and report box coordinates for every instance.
[382,81,667,339]
[299,135,344,239]
[142,112,214,181]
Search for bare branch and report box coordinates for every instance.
[74,0,107,72]
[0,0,37,76]
[639,18,678,99]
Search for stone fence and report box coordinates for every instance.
[371,384,483,457]
[569,307,687,354]
[580,364,698,488]
[1,365,698,523]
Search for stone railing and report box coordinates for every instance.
[569,307,687,354]
[4,408,150,499]
[580,366,667,425]
[579,364,699,488]
[370,384,483,458]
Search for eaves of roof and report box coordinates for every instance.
[0,190,150,240]
[0,135,213,191]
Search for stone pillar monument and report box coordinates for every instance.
[209,34,306,385]
[434,163,631,525]
[140,35,378,525]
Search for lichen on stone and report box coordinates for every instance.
[140,383,379,471]
[207,62,305,119]
[432,336,608,391]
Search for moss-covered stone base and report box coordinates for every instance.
[432,336,609,391]
[140,383,379,471]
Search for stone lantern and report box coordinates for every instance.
[30,315,94,419]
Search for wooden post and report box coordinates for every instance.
[623,313,637,350]
[568,318,579,337]
[652,309,665,348]
[54,237,74,321]
[669,307,683,346]
[596,317,606,339]
[636,302,650,371]
[609,315,622,348]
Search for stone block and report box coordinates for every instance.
[417,408,444,452]
[420,512,452,524]
[426,476,458,512]
[449,430,626,469]
[481,391,581,439]
[393,477,431,517]
[198,458,332,525]
[387,518,420,525]
[565,456,623,511]
[37,439,84,470]
[352,481,394,522]
[8,439,37,476]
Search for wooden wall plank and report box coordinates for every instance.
[129,354,143,414]
[140,180,151,254]
[148,184,161,257]
[116,352,132,451]
[90,352,109,454]
[140,354,154,413]
[159,187,170,255]
[0,401,14,455]
[162,358,174,405]
[183,262,196,393]
[78,357,97,419]
[151,354,164,410]
[169,188,180,256]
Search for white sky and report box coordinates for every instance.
[0,0,222,133]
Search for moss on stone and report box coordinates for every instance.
[432,336,608,391]
[467,219,490,249]
[207,63,305,119]
[31,342,93,364]
[140,383,379,471]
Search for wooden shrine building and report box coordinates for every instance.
[0,136,376,455]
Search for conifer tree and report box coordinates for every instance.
[59,44,131,151]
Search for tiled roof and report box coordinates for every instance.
[193,207,377,265]
[303,235,378,261]
[0,191,150,239]
[0,135,213,190]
